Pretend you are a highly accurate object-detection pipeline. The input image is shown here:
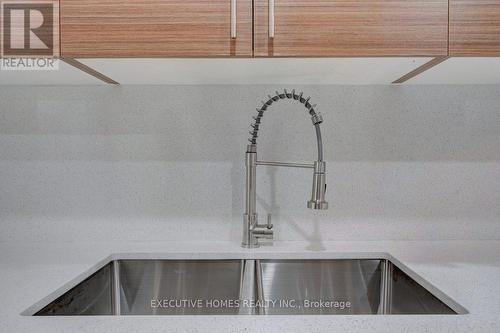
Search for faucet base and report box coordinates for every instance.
[241,243,261,249]
[307,200,328,210]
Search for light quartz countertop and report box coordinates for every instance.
[1,240,499,333]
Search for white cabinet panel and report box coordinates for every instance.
[79,58,432,85]
[0,60,104,85]
[407,58,500,84]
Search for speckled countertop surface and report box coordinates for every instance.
[1,240,499,333]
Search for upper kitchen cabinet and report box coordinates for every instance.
[60,0,253,57]
[450,0,500,55]
[254,0,448,57]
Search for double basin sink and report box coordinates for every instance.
[31,257,465,316]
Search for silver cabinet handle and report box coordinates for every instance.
[231,0,237,38]
[269,0,275,38]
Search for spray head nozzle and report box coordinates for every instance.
[307,161,328,210]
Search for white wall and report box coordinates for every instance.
[0,85,499,243]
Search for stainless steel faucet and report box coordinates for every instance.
[242,89,328,248]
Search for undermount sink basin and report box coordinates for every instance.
[29,256,465,316]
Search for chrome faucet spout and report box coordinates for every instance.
[242,89,329,248]
[248,89,325,162]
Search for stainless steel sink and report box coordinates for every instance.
[258,259,457,315]
[31,257,465,316]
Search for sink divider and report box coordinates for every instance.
[255,260,265,315]
[111,261,121,315]
[379,259,393,314]
[237,259,267,315]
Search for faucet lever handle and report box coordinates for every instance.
[267,213,273,229]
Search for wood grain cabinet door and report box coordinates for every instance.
[61,0,252,57]
[450,0,500,56]
[254,0,448,57]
